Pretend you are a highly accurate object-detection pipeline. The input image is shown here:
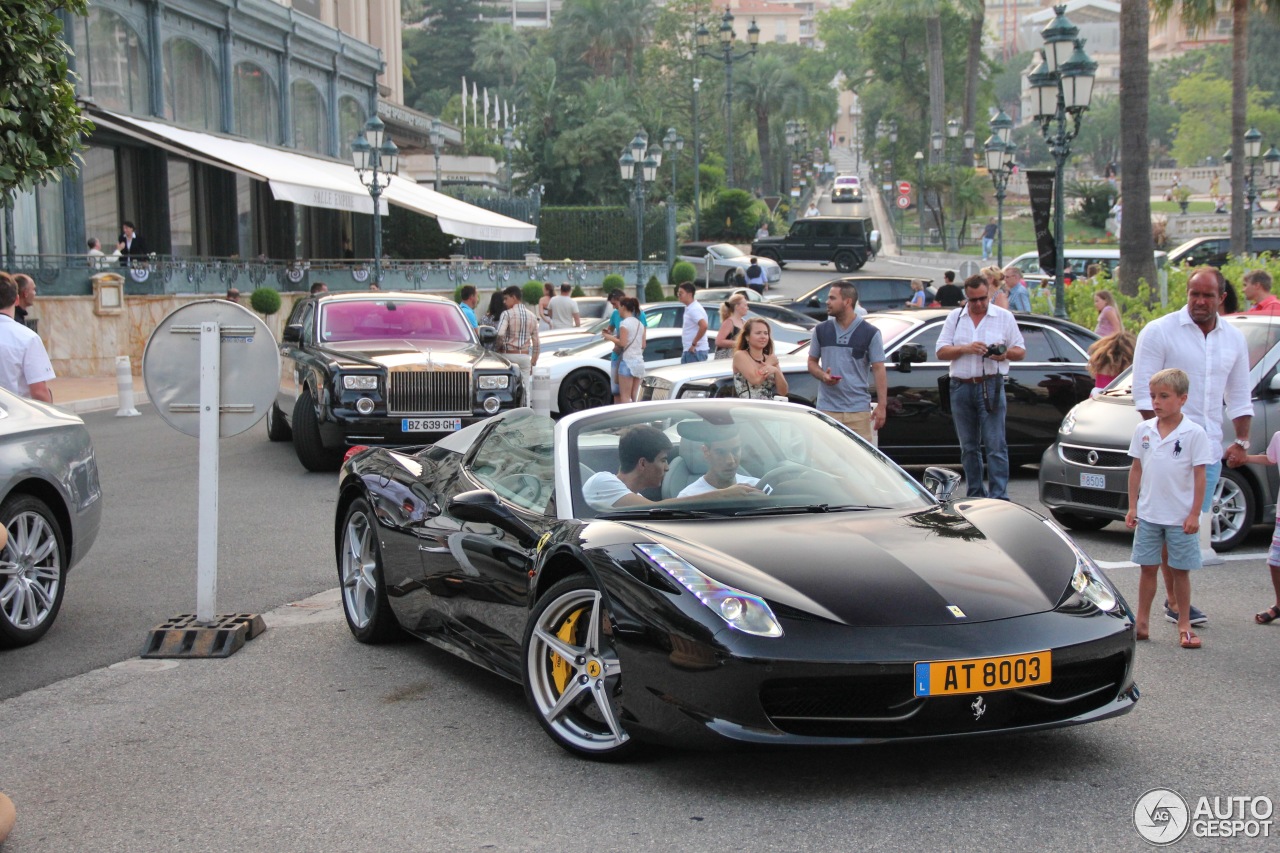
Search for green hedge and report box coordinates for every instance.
[539,206,666,260]
[522,281,544,305]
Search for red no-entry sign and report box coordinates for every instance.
[898,181,912,195]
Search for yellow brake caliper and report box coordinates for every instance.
[550,608,584,695]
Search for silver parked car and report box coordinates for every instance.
[0,389,103,647]
[678,242,783,287]
[1039,313,1280,550]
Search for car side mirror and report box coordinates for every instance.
[477,325,498,349]
[808,297,820,307]
[922,466,962,502]
[448,489,539,547]
[895,344,927,372]
[282,324,302,343]
[1270,373,1280,394]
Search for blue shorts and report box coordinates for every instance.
[619,359,644,378]
[1202,460,1221,513]
[1269,517,1280,567]
[1131,519,1202,570]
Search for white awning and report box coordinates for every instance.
[92,110,537,242]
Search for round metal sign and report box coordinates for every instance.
[957,260,983,280]
[895,195,911,209]
[143,299,280,438]
[897,181,912,195]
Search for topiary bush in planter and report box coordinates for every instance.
[670,260,696,287]
[645,275,664,302]
[250,287,282,316]
[522,281,544,305]
[571,284,586,297]
[601,274,626,296]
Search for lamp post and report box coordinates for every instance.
[662,127,684,198]
[692,77,702,240]
[351,114,398,287]
[1028,4,1097,319]
[696,7,759,189]
[1265,145,1280,202]
[502,127,516,199]
[985,109,1016,267]
[1243,126,1262,254]
[914,150,925,248]
[429,118,444,192]
[785,119,797,203]
[620,132,658,300]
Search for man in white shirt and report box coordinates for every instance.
[1133,267,1252,622]
[547,283,580,329]
[935,274,1025,499]
[0,272,55,403]
[584,425,756,511]
[677,426,760,497]
[676,282,709,363]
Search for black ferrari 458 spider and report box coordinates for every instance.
[335,399,1137,759]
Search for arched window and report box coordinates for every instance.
[78,8,150,113]
[234,61,279,144]
[338,96,366,161]
[291,80,327,154]
[163,38,221,131]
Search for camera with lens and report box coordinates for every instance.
[984,343,1007,358]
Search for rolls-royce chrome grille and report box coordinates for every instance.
[387,371,472,414]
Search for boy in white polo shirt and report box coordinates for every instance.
[1125,368,1216,649]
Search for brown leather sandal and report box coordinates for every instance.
[1256,605,1280,625]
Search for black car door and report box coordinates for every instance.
[425,412,558,674]
[1004,323,1093,463]
[879,321,952,463]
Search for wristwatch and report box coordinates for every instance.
[1232,438,1250,450]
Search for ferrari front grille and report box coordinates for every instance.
[387,371,472,414]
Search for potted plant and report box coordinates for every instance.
[1172,185,1192,214]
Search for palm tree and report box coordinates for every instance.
[560,0,656,82]
[1119,0,1156,295]
[473,24,530,88]
[961,1,985,135]
[1153,1,1280,254]
[737,54,808,194]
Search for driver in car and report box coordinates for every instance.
[677,423,761,497]
[583,425,759,512]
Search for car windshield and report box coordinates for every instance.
[1106,316,1280,393]
[709,243,746,258]
[864,314,917,343]
[567,401,932,519]
[320,300,472,344]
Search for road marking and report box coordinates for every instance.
[1097,551,1268,570]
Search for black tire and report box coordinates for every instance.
[523,574,636,761]
[1049,508,1112,532]
[338,498,401,643]
[292,387,343,472]
[0,495,68,649]
[723,269,737,287]
[266,401,292,442]
[1210,465,1254,551]
[558,368,612,414]
[834,251,864,272]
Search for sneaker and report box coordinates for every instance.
[1163,602,1209,626]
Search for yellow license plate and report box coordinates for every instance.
[914,650,1052,697]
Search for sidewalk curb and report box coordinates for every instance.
[56,389,150,416]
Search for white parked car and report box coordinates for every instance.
[677,242,782,287]
[544,327,687,414]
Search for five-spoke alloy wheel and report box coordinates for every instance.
[523,575,634,760]
[339,498,400,643]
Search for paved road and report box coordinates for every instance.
[2,403,1279,851]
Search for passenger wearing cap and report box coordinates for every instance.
[676,422,760,498]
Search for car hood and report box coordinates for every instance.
[622,500,1075,627]
[317,339,511,371]
[1061,390,1143,448]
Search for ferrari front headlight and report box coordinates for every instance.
[637,544,782,637]
[343,375,378,390]
[477,375,510,390]
[1044,520,1121,613]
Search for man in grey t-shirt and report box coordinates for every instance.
[547,283,580,329]
[806,281,886,442]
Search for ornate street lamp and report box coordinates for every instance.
[1244,126,1263,254]
[662,127,684,199]
[696,8,759,189]
[914,150,925,246]
[620,132,658,299]
[502,127,516,198]
[429,118,444,192]
[692,77,703,240]
[352,114,398,287]
[985,134,1017,268]
[1030,4,1097,319]
[1265,145,1280,200]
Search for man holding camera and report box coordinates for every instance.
[936,274,1025,500]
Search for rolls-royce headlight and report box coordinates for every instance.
[637,544,782,637]
[477,375,510,390]
[1044,520,1121,613]
[679,386,712,399]
[343,375,378,390]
